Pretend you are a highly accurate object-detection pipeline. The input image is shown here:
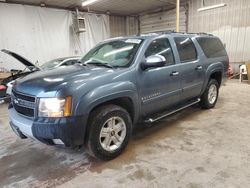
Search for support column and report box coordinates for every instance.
[176,0,180,32]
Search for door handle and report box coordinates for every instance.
[195,65,203,70]
[170,71,179,76]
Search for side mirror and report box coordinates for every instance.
[141,55,166,70]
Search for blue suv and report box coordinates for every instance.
[8,32,229,160]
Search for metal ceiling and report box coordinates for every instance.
[3,0,189,15]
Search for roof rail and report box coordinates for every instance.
[197,32,214,36]
[137,31,214,36]
[138,30,174,35]
[166,31,214,36]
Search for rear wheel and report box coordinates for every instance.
[86,105,132,160]
[200,79,219,109]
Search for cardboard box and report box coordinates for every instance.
[0,73,11,81]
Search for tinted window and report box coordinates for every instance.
[196,37,227,58]
[174,37,197,63]
[145,38,175,66]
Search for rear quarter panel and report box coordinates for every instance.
[194,36,229,95]
[201,59,227,94]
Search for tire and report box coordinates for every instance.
[199,79,219,109]
[86,105,132,160]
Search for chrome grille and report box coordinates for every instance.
[12,90,36,117]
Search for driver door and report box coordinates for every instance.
[138,38,182,116]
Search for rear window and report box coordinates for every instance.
[196,37,227,58]
[174,37,197,63]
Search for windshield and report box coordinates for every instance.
[41,59,63,70]
[80,38,143,68]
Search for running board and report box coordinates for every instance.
[145,98,201,123]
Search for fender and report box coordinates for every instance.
[74,81,139,121]
[200,62,224,95]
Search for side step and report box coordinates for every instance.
[144,98,201,123]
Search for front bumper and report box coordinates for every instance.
[8,107,87,147]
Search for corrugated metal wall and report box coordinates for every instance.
[188,0,250,63]
[110,15,139,37]
[110,15,126,37]
[126,16,139,35]
[110,7,188,37]
[140,7,187,33]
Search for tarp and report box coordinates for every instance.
[0,3,110,71]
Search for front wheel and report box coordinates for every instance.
[199,79,219,109]
[86,105,132,160]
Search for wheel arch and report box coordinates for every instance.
[201,62,224,95]
[83,95,137,144]
[87,96,136,124]
[210,71,222,86]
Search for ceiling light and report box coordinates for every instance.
[40,3,46,7]
[198,3,226,12]
[82,0,98,7]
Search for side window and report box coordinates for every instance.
[145,38,175,66]
[196,37,227,58]
[174,37,197,63]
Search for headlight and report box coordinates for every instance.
[38,96,72,117]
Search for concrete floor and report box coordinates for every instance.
[0,80,250,188]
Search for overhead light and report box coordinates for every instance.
[82,0,98,7]
[198,3,226,12]
[40,3,46,7]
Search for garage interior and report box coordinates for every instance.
[1,0,250,187]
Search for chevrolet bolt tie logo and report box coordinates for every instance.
[14,98,19,104]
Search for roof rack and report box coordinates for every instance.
[163,31,214,36]
[137,30,214,36]
[136,30,174,36]
[194,32,214,36]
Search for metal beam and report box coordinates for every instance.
[0,1,127,17]
[176,0,180,32]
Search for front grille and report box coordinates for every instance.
[13,103,34,117]
[12,90,36,117]
[12,90,35,102]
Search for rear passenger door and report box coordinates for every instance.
[174,37,205,101]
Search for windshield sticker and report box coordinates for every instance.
[125,39,142,44]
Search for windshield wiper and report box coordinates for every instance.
[85,61,113,68]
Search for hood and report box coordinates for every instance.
[14,64,117,97]
[1,49,40,71]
